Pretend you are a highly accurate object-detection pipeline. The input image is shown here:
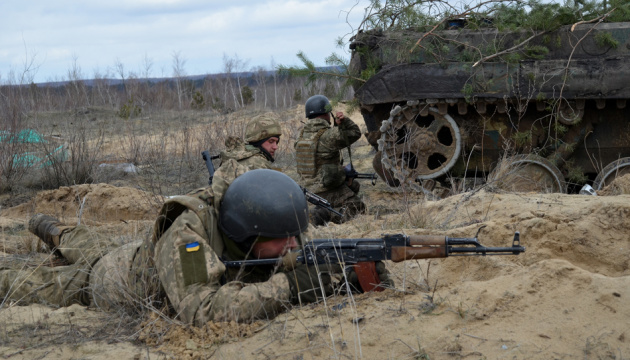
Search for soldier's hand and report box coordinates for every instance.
[343,261,393,293]
[335,112,345,125]
[285,263,334,304]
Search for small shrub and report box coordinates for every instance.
[190,90,206,110]
[117,98,142,119]
[241,86,254,105]
[293,88,302,102]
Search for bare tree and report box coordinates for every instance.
[141,53,153,79]
[221,54,238,110]
[113,58,126,97]
[270,57,278,108]
[253,65,269,108]
[92,68,114,107]
[172,51,187,110]
[234,54,250,108]
[15,39,41,112]
[17,48,39,86]
[66,55,89,108]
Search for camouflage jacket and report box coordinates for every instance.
[295,116,362,193]
[218,136,271,168]
[212,137,272,210]
[146,187,293,326]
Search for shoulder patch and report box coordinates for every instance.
[185,242,200,252]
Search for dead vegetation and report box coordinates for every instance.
[1,102,629,359]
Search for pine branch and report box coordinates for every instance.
[472,30,544,67]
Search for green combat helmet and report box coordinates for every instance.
[245,113,282,143]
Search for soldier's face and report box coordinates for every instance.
[252,236,297,258]
[261,137,279,157]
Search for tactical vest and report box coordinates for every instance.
[295,127,327,178]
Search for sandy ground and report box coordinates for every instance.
[1,178,629,359]
[1,107,629,359]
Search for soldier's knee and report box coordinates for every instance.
[309,207,331,226]
[347,180,360,193]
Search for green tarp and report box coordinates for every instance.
[0,129,67,168]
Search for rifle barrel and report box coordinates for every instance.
[448,246,525,255]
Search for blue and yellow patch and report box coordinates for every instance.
[185,242,200,252]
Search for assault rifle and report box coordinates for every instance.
[301,186,344,217]
[223,228,524,292]
[344,164,378,185]
[201,150,220,185]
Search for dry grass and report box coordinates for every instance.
[4,103,627,359]
[0,104,435,358]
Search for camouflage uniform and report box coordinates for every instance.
[211,113,281,209]
[211,138,271,210]
[0,187,304,326]
[295,116,365,225]
[0,225,127,307]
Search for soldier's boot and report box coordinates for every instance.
[28,214,71,253]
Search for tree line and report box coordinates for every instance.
[0,54,351,127]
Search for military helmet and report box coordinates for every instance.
[305,95,332,119]
[219,169,309,245]
[245,113,282,143]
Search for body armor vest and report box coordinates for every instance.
[295,128,327,178]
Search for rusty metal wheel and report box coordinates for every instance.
[377,102,461,191]
[593,157,630,190]
[488,154,567,193]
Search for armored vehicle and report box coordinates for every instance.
[349,21,630,194]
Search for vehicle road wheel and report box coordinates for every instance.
[488,154,567,193]
[378,103,461,191]
[593,157,630,190]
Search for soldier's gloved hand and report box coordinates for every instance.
[285,263,334,304]
[343,164,358,178]
[342,261,393,293]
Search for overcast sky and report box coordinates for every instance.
[0,1,368,84]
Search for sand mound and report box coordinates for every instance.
[1,183,160,224]
[598,173,630,195]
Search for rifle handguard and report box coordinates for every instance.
[389,235,446,262]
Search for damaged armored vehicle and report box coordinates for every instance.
[349,20,630,195]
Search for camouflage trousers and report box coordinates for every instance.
[310,182,366,226]
[0,225,140,309]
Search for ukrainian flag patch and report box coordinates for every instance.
[186,242,200,252]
